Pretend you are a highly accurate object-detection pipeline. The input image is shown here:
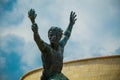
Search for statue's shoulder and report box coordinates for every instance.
[40,42,51,53]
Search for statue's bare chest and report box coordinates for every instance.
[50,46,63,62]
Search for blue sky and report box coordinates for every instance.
[0,0,120,80]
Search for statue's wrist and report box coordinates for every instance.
[69,22,74,26]
[30,19,34,23]
[32,23,37,27]
[33,31,38,34]
[30,20,35,24]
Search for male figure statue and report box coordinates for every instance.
[28,9,77,80]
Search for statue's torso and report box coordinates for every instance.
[41,44,64,76]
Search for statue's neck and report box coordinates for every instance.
[51,43,59,50]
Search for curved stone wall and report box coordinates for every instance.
[21,55,120,80]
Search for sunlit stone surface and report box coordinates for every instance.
[21,55,120,80]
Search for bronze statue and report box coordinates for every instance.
[28,9,77,80]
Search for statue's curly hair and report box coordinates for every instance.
[48,26,63,35]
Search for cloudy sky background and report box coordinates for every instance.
[0,0,120,80]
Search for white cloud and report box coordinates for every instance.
[20,42,42,72]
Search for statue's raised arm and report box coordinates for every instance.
[28,9,48,52]
[60,11,77,47]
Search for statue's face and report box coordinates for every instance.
[48,30,62,44]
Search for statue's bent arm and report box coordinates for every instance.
[60,23,73,47]
[32,24,48,52]
[34,31,48,53]
[28,9,49,53]
[60,11,77,47]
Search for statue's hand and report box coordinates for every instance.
[70,11,77,25]
[28,9,37,24]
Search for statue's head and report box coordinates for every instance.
[48,27,63,44]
